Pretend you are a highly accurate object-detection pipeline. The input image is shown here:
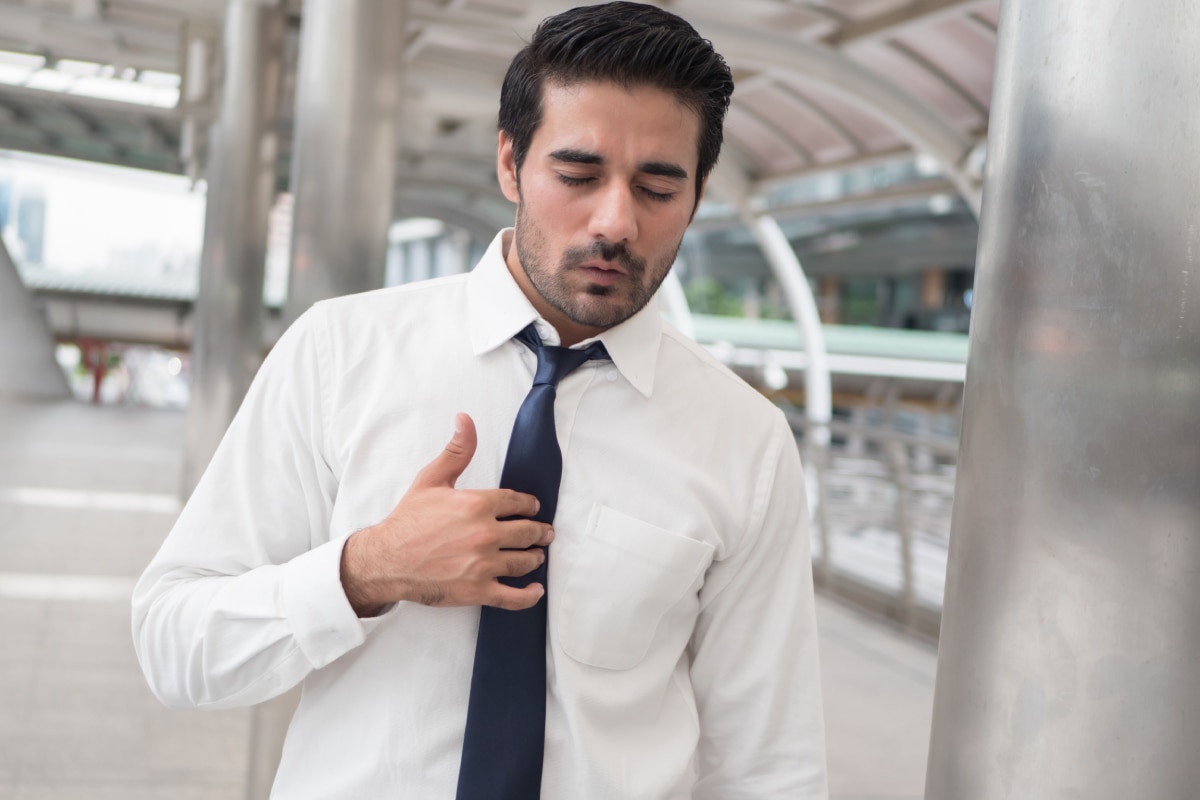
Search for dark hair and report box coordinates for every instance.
[498,1,734,207]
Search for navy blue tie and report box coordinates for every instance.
[456,324,609,799]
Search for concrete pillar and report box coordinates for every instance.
[283,0,406,323]
[0,234,69,400]
[926,1,1200,797]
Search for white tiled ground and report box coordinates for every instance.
[0,398,937,800]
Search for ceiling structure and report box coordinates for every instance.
[0,0,999,231]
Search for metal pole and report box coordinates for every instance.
[810,439,833,588]
[927,1,1200,797]
[746,213,833,447]
[887,438,915,626]
[182,0,284,494]
[283,0,406,324]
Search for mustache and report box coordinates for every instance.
[563,241,644,275]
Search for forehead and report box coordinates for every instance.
[532,81,701,166]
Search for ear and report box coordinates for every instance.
[689,174,709,224]
[497,131,522,204]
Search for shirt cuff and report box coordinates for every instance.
[279,537,375,670]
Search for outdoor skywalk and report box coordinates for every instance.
[0,396,936,799]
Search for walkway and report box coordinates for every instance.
[0,398,936,799]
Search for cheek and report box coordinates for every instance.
[644,210,692,245]
[528,190,589,231]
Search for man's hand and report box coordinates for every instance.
[339,413,552,617]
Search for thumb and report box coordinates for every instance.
[413,413,477,489]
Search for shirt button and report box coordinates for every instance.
[606,370,618,382]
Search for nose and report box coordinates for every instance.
[587,182,638,244]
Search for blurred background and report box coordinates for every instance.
[1,1,997,797]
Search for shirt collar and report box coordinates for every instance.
[466,229,662,397]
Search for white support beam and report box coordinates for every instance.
[707,163,832,445]
[746,213,832,445]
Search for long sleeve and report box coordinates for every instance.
[688,412,829,799]
[132,306,368,710]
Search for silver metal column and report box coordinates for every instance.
[926,2,1200,798]
[183,0,284,493]
[283,0,405,324]
[0,234,69,400]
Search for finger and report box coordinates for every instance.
[487,582,545,611]
[411,413,477,489]
[493,548,544,579]
[495,519,554,549]
[490,488,541,520]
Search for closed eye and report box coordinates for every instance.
[557,174,594,187]
[639,186,675,203]
[558,173,677,203]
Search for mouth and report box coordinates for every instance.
[576,261,628,286]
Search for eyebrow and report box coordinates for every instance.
[548,148,689,181]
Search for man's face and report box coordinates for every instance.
[497,81,704,345]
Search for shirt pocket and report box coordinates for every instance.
[556,504,715,670]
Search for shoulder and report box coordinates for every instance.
[278,274,474,380]
[310,273,470,325]
[656,322,786,427]
[297,273,471,345]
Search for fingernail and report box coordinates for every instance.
[546,527,555,541]
[454,413,464,433]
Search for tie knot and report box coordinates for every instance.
[514,324,610,387]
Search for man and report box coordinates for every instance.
[133,3,828,798]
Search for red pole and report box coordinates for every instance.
[80,340,106,404]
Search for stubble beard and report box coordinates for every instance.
[513,202,681,330]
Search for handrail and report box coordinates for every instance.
[786,410,957,639]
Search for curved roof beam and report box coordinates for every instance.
[885,40,989,120]
[732,104,815,168]
[826,0,993,45]
[701,20,983,216]
[768,78,868,159]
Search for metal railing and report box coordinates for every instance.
[785,406,960,639]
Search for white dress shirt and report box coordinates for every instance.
[132,230,828,799]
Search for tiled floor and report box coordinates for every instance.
[0,398,936,799]
[0,400,250,800]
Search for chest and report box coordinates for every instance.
[323,342,752,558]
